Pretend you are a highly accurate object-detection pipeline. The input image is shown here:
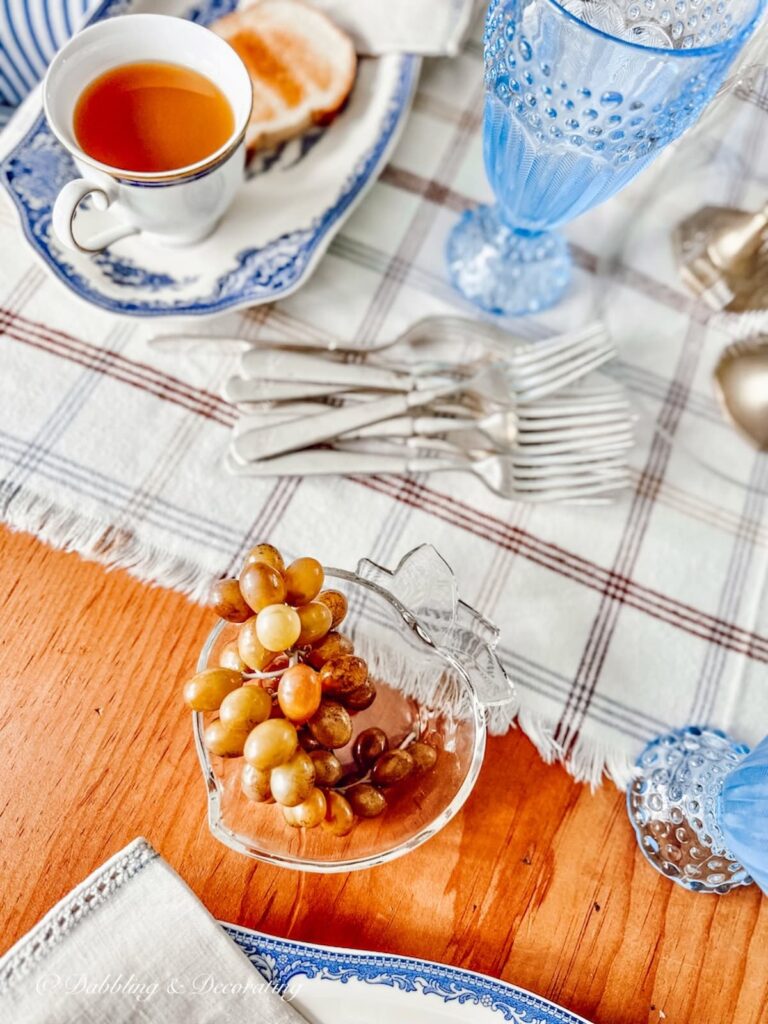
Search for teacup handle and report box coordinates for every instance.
[52,178,139,254]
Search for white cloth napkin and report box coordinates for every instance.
[0,838,304,1024]
[310,0,475,56]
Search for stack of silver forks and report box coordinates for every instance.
[154,317,635,503]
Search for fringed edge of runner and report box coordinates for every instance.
[4,487,639,790]
[3,486,215,603]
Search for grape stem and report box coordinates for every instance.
[335,729,419,792]
[243,647,302,682]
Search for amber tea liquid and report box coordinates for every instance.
[73,61,235,173]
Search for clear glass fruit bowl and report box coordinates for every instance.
[192,545,517,872]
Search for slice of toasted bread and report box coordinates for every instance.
[213,0,357,154]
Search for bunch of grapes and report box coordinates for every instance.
[182,543,437,837]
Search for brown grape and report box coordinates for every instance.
[346,784,386,818]
[242,543,285,575]
[322,791,355,837]
[408,741,438,773]
[244,718,297,770]
[317,590,348,628]
[343,682,376,712]
[297,727,323,753]
[318,655,368,698]
[353,727,389,771]
[277,663,322,723]
[371,749,414,786]
[269,750,316,807]
[219,684,272,731]
[306,632,354,669]
[296,601,333,646]
[284,557,324,605]
[308,701,353,749]
[204,719,248,757]
[241,763,272,802]
[240,562,286,613]
[309,749,343,786]
[237,617,273,671]
[210,578,251,623]
[183,668,242,711]
[282,787,326,828]
[256,603,301,652]
[218,640,248,673]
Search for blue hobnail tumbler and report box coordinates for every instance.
[721,734,768,893]
[447,0,768,316]
[628,726,768,895]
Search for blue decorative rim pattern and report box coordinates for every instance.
[0,0,419,316]
[225,925,594,1024]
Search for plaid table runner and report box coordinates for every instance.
[1,16,767,787]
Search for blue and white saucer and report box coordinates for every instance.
[0,0,419,317]
[227,925,593,1024]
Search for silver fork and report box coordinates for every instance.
[225,336,614,409]
[231,364,514,461]
[224,447,630,503]
[149,313,543,356]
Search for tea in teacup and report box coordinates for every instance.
[73,61,235,173]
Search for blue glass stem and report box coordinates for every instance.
[446,203,571,315]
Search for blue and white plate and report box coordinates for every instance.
[0,0,419,317]
[226,924,594,1024]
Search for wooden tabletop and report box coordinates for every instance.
[1,524,766,1023]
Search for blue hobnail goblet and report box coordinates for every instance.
[628,727,768,895]
[447,0,767,316]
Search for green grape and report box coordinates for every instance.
[269,750,316,807]
[282,787,327,828]
[256,603,301,652]
[204,720,248,757]
[183,668,242,711]
[241,763,272,802]
[219,684,272,731]
[284,557,324,605]
[240,562,286,613]
[244,718,298,770]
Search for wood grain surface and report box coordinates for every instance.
[1,524,766,1024]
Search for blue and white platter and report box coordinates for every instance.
[0,0,419,317]
[225,924,593,1024]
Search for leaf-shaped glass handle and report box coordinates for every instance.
[356,545,516,709]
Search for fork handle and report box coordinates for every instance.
[227,449,462,477]
[237,382,460,461]
[240,349,413,391]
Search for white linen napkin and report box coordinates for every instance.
[0,838,304,1024]
[237,0,476,56]
[311,0,476,56]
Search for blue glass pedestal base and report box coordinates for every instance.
[628,727,752,894]
[446,205,571,316]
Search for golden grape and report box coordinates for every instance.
[210,578,251,623]
[256,603,301,652]
[219,684,272,731]
[243,718,298,770]
[284,557,324,605]
[183,668,242,711]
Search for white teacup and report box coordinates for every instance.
[44,13,252,252]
